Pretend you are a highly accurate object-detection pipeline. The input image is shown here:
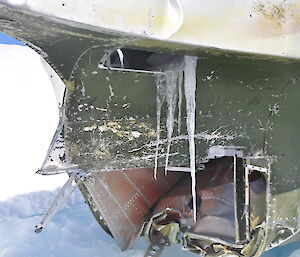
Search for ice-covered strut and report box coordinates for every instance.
[154,55,198,221]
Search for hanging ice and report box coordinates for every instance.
[164,71,179,174]
[184,56,198,221]
[153,54,198,221]
[153,57,184,178]
[177,70,183,134]
[154,75,166,179]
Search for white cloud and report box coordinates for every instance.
[0,44,67,201]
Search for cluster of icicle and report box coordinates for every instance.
[154,55,198,221]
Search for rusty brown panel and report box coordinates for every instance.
[154,157,234,215]
[198,184,235,216]
[197,157,234,189]
[153,157,236,242]
[84,167,184,250]
[84,157,239,248]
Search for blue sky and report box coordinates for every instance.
[0,32,25,45]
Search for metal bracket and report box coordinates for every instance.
[245,164,268,173]
[34,172,84,233]
[144,212,168,257]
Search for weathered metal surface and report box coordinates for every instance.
[1,1,300,257]
[84,167,184,250]
[2,0,300,58]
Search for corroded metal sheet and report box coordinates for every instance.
[84,167,184,250]
[83,158,257,250]
[2,1,300,256]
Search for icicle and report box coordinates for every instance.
[164,71,178,175]
[184,55,198,222]
[153,56,184,178]
[154,75,166,179]
[177,70,183,134]
[153,55,198,219]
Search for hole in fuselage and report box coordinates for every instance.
[249,170,266,195]
[99,48,183,72]
[151,157,238,243]
[92,156,267,252]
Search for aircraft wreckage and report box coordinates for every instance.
[1,0,300,256]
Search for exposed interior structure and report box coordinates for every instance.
[99,48,183,73]
[2,1,300,256]
[82,156,267,256]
